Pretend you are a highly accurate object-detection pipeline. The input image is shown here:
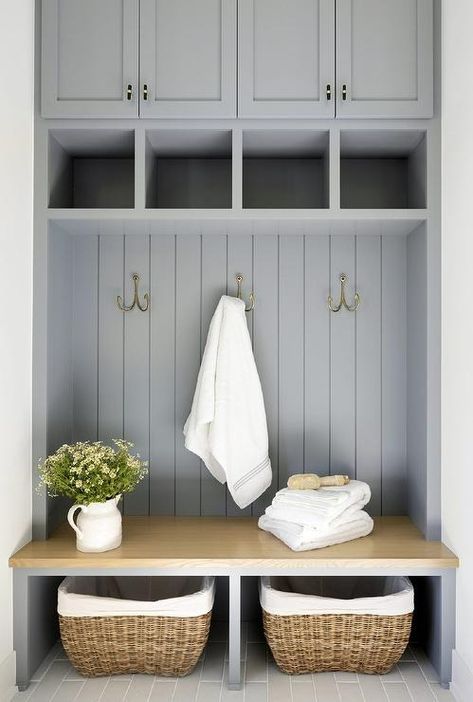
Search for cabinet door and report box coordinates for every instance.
[140,0,236,117]
[238,0,335,118]
[336,0,433,118]
[42,0,139,118]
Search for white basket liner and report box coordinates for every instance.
[58,576,215,618]
[260,576,414,616]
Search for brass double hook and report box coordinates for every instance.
[235,274,255,312]
[328,273,360,313]
[117,273,149,312]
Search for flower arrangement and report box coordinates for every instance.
[38,439,148,505]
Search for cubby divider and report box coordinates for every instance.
[48,129,135,209]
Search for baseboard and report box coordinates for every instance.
[0,651,17,702]
[451,650,473,702]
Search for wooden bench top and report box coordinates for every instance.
[9,516,458,570]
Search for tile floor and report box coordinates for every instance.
[13,622,457,702]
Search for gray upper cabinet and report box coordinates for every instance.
[42,0,139,118]
[140,0,237,118]
[238,0,335,118]
[336,0,433,118]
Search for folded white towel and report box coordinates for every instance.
[258,511,374,551]
[184,295,272,509]
[266,480,371,529]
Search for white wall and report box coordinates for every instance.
[442,2,473,700]
[0,0,34,698]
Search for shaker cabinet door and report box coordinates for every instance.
[336,0,433,118]
[238,0,335,118]
[41,0,139,118]
[139,0,237,117]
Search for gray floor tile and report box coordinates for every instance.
[338,683,364,702]
[51,680,84,701]
[245,682,268,702]
[335,671,358,682]
[381,666,404,682]
[267,664,290,702]
[291,681,316,702]
[148,681,176,702]
[123,674,155,701]
[398,662,437,701]
[29,661,76,702]
[358,674,389,701]
[430,683,457,701]
[400,646,416,662]
[31,648,67,682]
[196,681,223,702]
[73,678,110,702]
[383,682,413,702]
[202,642,226,681]
[173,666,203,702]
[13,682,38,701]
[245,644,267,683]
[100,679,131,702]
[313,672,340,701]
[413,647,441,683]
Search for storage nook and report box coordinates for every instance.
[48,129,135,209]
[10,0,458,696]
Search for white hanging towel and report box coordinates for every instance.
[184,295,272,509]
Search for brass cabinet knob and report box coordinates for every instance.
[126,84,133,100]
[326,83,332,100]
[342,84,348,101]
[143,84,149,101]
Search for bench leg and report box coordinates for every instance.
[439,570,456,688]
[228,574,241,690]
[13,571,30,690]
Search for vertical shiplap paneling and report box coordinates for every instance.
[304,231,330,473]
[226,225,254,515]
[175,227,202,515]
[330,233,356,477]
[356,233,382,514]
[278,230,305,489]
[382,236,407,514]
[65,225,409,518]
[72,234,98,442]
[149,225,176,515]
[252,225,279,516]
[98,230,124,447]
[48,228,74,453]
[123,228,150,515]
[200,225,228,516]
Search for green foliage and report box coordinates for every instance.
[37,440,148,505]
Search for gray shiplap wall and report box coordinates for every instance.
[48,225,408,518]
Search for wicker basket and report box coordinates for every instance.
[263,610,412,675]
[58,576,214,677]
[59,611,211,677]
[260,576,413,675]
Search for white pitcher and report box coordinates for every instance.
[67,495,122,552]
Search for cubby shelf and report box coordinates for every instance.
[145,129,232,209]
[49,129,135,209]
[340,130,427,209]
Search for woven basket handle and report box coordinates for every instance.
[67,504,87,540]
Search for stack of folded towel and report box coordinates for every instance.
[258,480,374,551]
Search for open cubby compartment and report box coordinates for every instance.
[340,130,427,209]
[243,130,329,209]
[48,129,135,208]
[145,129,232,209]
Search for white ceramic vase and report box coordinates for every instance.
[67,495,122,552]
